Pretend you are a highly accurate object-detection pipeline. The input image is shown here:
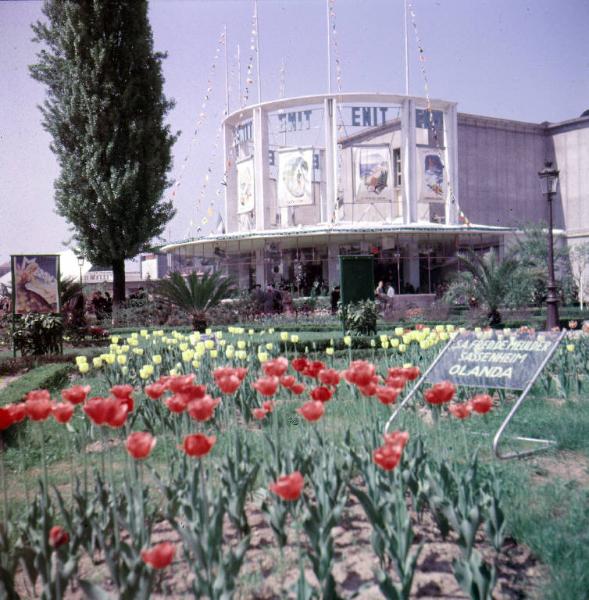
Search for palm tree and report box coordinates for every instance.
[444,249,520,326]
[155,271,236,331]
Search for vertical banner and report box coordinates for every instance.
[236,158,255,214]
[277,148,314,207]
[420,149,445,199]
[353,145,393,203]
[12,254,60,314]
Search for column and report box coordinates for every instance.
[253,106,269,230]
[327,243,340,287]
[403,241,421,291]
[323,97,338,223]
[444,102,459,224]
[400,98,417,223]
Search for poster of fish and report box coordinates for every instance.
[12,254,60,314]
[277,148,314,207]
[237,158,255,214]
[421,150,445,198]
[353,145,393,203]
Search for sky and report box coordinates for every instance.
[0,0,587,265]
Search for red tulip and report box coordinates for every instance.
[269,471,304,501]
[187,396,220,422]
[61,385,91,405]
[385,375,407,389]
[387,367,406,379]
[373,443,402,471]
[119,396,134,413]
[166,394,188,414]
[318,368,340,387]
[359,381,378,397]
[424,381,455,405]
[280,375,296,389]
[235,367,248,381]
[110,384,134,400]
[310,386,333,402]
[216,375,241,395]
[383,430,410,449]
[141,542,175,569]
[263,357,289,378]
[180,384,207,403]
[49,526,69,548]
[52,403,74,424]
[252,376,279,397]
[213,367,235,381]
[302,360,326,379]
[448,403,472,419]
[404,366,420,381]
[83,397,114,425]
[107,402,129,428]
[8,403,26,424]
[262,400,275,413]
[25,394,54,422]
[0,407,13,430]
[126,432,156,459]
[297,401,325,422]
[375,386,400,405]
[470,394,493,414]
[346,361,376,387]
[290,382,306,395]
[168,374,196,394]
[252,407,269,420]
[182,433,216,457]
[145,383,165,400]
[291,357,309,372]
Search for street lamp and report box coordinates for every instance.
[77,255,84,286]
[538,161,560,330]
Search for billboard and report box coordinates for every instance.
[277,148,314,207]
[237,158,255,214]
[12,254,60,314]
[353,145,393,203]
[420,150,445,199]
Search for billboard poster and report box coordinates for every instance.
[12,254,60,314]
[237,158,255,214]
[421,150,445,199]
[353,145,393,203]
[277,148,314,207]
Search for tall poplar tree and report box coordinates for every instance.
[30,0,177,304]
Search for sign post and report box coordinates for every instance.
[384,329,566,459]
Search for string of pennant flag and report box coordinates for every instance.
[408,2,471,226]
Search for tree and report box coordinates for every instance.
[569,243,589,309]
[155,271,236,331]
[506,223,575,306]
[30,1,177,305]
[444,249,519,326]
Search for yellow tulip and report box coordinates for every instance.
[266,342,274,350]
[92,357,103,368]
[343,336,352,347]
[133,348,144,356]
[117,355,127,365]
[381,340,389,349]
[182,350,194,362]
[290,335,299,343]
[258,351,268,363]
[394,327,404,336]
[75,356,87,366]
[205,328,212,335]
[398,344,407,353]
[110,336,120,344]
[204,340,215,350]
[280,332,289,341]
[237,340,246,350]
[179,343,189,351]
[226,349,235,359]
[209,349,218,358]
[78,363,90,374]
[326,347,334,356]
[566,344,575,352]
[192,360,200,369]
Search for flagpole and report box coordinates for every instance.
[326,0,332,94]
[404,0,410,95]
[237,44,242,107]
[224,25,229,115]
[254,0,262,104]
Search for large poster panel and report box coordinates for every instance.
[12,254,60,314]
[237,158,255,214]
[353,145,393,203]
[420,149,445,199]
[277,148,314,207]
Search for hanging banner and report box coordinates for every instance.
[353,145,393,203]
[420,149,445,199]
[237,158,255,214]
[11,254,60,314]
[277,148,314,207]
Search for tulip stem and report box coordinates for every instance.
[0,440,8,522]
[103,428,120,549]
[18,426,30,506]
[39,421,49,505]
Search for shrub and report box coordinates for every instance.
[12,314,63,356]
[340,300,378,335]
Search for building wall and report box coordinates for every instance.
[457,113,556,228]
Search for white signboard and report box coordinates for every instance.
[277,148,314,207]
[353,145,393,203]
[237,158,255,214]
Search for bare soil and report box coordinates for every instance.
[14,492,544,599]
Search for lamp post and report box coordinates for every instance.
[77,255,84,287]
[538,161,560,330]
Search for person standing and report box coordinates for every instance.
[386,282,395,298]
